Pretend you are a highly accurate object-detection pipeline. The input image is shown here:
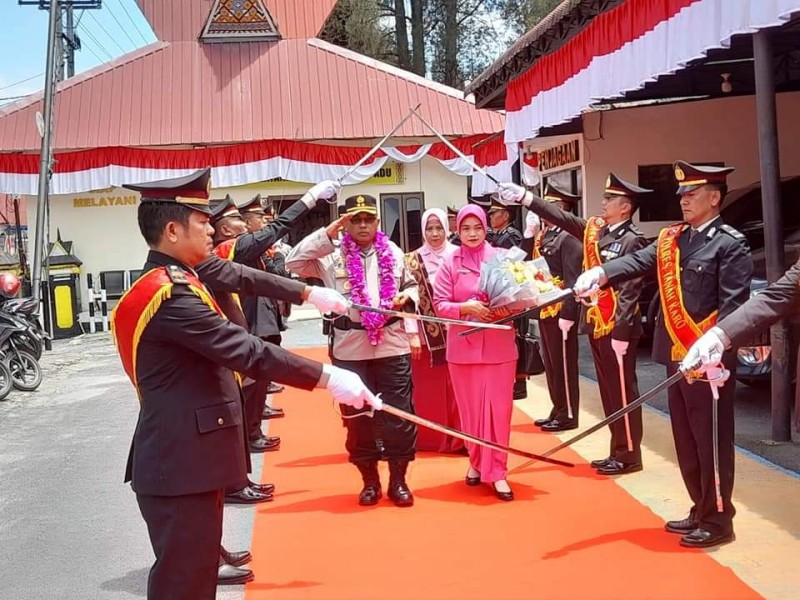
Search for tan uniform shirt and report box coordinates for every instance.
[286,228,419,361]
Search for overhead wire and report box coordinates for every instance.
[0,73,45,92]
[77,22,115,61]
[85,10,128,55]
[104,2,140,49]
[113,0,150,45]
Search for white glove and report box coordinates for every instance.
[611,338,629,358]
[307,287,349,314]
[498,182,532,207]
[681,327,726,374]
[558,319,574,334]
[323,364,383,410]
[523,211,540,239]
[574,267,607,298]
[302,180,342,208]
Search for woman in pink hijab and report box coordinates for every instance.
[405,208,463,453]
[433,205,517,501]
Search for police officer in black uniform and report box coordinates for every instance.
[447,206,462,246]
[501,178,651,475]
[573,161,751,548]
[487,198,523,250]
[114,169,380,599]
[521,186,584,429]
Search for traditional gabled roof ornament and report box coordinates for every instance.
[201,0,281,43]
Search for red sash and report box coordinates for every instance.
[583,216,616,338]
[111,267,223,394]
[532,229,563,320]
[656,224,718,361]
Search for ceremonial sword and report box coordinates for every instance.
[335,104,422,187]
[370,401,573,468]
[348,303,513,331]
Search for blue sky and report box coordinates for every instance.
[0,0,155,105]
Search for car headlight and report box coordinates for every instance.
[737,345,771,366]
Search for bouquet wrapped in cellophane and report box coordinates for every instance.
[479,247,564,309]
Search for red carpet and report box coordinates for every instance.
[245,347,759,600]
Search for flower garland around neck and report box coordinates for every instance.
[340,231,398,345]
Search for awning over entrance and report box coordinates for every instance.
[504,0,800,143]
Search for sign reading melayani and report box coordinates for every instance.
[73,193,138,208]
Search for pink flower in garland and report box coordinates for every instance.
[341,231,398,345]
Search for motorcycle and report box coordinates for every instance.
[0,296,47,360]
[0,310,43,391]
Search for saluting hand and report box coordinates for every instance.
[325,214,351,240]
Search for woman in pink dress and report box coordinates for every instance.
[405,208,464,453]
[433,205,517,501]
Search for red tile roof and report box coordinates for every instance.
[0,38,503,152]
[135,0,339,42]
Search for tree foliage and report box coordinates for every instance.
[320,0,565,89]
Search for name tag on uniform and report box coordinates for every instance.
[457,268,470,274]
[335,269,347,279]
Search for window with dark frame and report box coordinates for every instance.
[379,192,425,252]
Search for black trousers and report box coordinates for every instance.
[666,359,736,535]
[244,334,282,441]
[589,334,643,464]
[538,317,580,423]
[136,489,223,600]
[332,354,417,465]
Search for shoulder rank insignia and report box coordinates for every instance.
[166,264,190,284]
[629,224,643,236]
[719,224,745,240]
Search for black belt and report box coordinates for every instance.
[332,315,402,331]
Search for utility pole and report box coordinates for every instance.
[62,3,80,79]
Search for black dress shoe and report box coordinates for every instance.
[267,383,285,394]
[665,514,698,534]
[358,483,382,506]
[513,379,528,400]
[679,528,735,548]
[534,418,553,427]
[261,406,285,420]
[218,561,254,585]
[596,459,643,475]
[225,486,274,505]
[249,436,281,453]
[248,480,275,495]
[591,457,613,469]
[540,419,578,432]
[220,546,252,567]
[388,481,414,507]
[465,474,481,486]
[493,482,514,502]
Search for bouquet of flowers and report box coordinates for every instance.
[479,247,564,309]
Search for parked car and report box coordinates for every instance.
[639,176,800,385]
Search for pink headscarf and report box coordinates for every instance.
[456,204,494,271]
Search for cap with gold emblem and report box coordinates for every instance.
[543,182,580,207]
[447,206,459,217]
[488,197,514,214]
[674,161,735,194]
[344,194,378,216]
[604,172,653,199]
[235,194,266,216]
[209,195,242,225]
[123,168,212,214]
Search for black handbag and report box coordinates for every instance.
[516,334,545,376]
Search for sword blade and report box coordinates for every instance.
[338,104,421,183]
[379,403,574,468]
[458,289,574,337]
[541,370,684,458]
[348,303,513,331]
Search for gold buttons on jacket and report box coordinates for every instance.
[217,417,224,426]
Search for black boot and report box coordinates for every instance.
[356,462,382,506]
[387,459,414,507]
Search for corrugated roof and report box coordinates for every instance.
[135,0,338,42]
[0,39,503,152]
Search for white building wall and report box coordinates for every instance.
[581,91,800,236]
[26,156,468,312]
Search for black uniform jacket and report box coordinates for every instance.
[531,226,583,322]
[492,225,523,250]
[719,256,800,347]
[234,200,310,337]
[125,251,322,497]
[602,216,752,364]
[195,253,306,329]
[527,195,649,340]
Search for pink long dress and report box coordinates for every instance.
[433,242,517,483]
